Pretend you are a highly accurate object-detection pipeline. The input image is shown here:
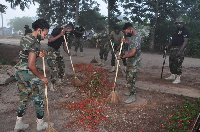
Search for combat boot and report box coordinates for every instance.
[73,51,77,56]
[14,116,29,131]
[101,60,105,67]
[124,94,136,104]
[49,82,56,91]
[165,74,176,80]
[109,66,115,73]
[123,66,127,72]
[172,75,181,84]
[80,52,83,57]
[97,59,103,66]
[36,118,54,131]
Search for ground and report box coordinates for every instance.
[0,40,199,132]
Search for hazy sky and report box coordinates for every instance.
[0,0,108,28]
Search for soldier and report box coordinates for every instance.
[67,22,74,49]
[165,17,189,84]
[14,19,52,131]
[97,26,109,67]
[73,23,85,56]
[46,23,74,91]
[24,25,32,36]
[118,22,141,104]
[109,26,126,72]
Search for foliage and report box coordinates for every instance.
[5,0,36,11]
[36,0,99,27]
[162,98,200,131]
[79,9,107,31]
[0,4,7,13]
[61,63,112,131]
[7,16,35,32]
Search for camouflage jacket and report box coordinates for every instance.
[128,33,141,57]
[16,34,40,71]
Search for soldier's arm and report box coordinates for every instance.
[179,38,188,52]
[48,30,65,43]
[117,49,136,60]
[28,52,48,84]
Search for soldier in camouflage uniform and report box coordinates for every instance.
[109,26,126,72]
[118,22,141,104]
[165,17,189,84]
[47,23,74,91]
[14,19,52,131]
[97,26,109,67]
[24,25,32,36]
[73,23,85,56]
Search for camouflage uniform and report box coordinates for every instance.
[46,47,65,84]
[15,34,44,119]
[98,28,109,61]
[47,28,66,85]
[99,37,109,61]
[126,34,141,94]
[110,31,126,66]
[74,26,85,52]
[169,26,189,75]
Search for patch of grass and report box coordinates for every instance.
[161,98,200,131]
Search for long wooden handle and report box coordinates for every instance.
[110,40,121,67]
[42,57,50,125]
[63,35,76,77]
[113,36,124,90]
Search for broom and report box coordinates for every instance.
[106,38,124,103]
[42,57,57,132]
[110,40,126,77]
[63,35,82,87]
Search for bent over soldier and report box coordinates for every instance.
[47,23,74,91]
[165,17,189,84]
[118,22,141,104]
[14,19,52,131]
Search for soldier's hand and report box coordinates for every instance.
[41,77,48,84]
[176,51,181,56]
[39,50,45,57]
[60,30,65,36]
[117,55,121,60]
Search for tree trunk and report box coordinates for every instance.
[1,13,4,38]
[75,0,79,25]
[149,0,159,51]
[107,0,110,34]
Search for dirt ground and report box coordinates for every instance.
[0,41,200,132]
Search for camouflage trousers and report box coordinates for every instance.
[169,46,184,75]
[99,41,110,61]
[46,46,65,84]
[74,37,83,52]
[111,43,127,66]
[15,70,44,119]
[126,57,141,94]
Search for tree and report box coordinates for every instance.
[36,0,99,27]
[4,0,35,11]
[79,9,107,31]
[7,16,35,32]
[0,4,7,37]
